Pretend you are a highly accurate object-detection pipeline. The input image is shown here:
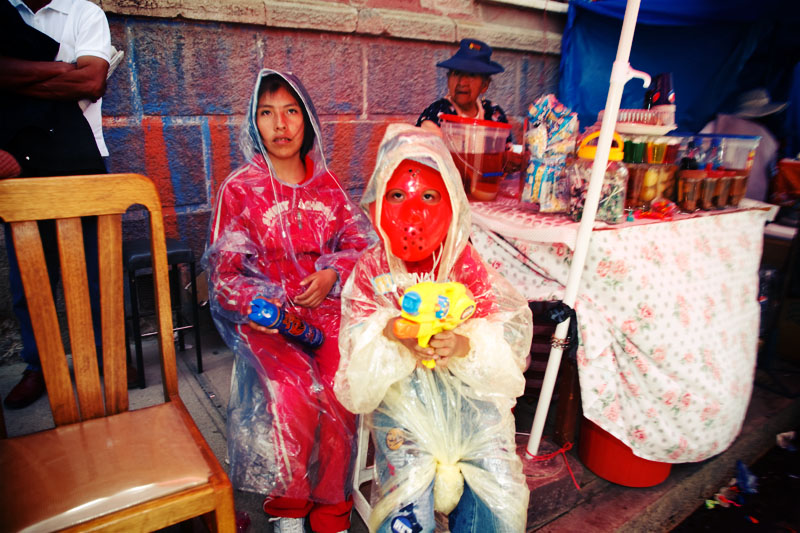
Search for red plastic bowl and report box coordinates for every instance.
[578,417,672,487]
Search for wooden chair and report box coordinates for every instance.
[0,174,235,532]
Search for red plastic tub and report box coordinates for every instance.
[578,417,671,487]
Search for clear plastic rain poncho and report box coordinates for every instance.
[204,69,375,504]
[334,124,533,532]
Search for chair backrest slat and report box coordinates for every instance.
[57,217,105,420]
[11,221,80,425]
[98,213,128,415]
[0,174,179,426]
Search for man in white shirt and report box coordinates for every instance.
[0,0,113,409]
[2,0,111,158]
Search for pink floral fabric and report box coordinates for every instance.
[470,206,772,462]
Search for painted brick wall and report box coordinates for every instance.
[102,14,562,261]
[0,2,565,317]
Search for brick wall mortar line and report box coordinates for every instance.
[360,44,368,120]
[97,0,564,54]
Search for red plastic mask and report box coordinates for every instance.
[375,159,453,262]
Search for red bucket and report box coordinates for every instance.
[578,417,671,487]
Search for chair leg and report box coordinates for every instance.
[128,269,146,389]
[124,315,133,367]
[211,489,236,533]
[190,261,203,373]
[124,282,132,367]
[171,265,186,351]
[353,415,374,524]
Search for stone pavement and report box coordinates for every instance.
[1,308,799,532]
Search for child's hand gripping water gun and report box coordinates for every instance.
[392,281,476,368]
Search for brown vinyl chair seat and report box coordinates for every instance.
[0,402,212,532]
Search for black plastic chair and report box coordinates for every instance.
[123,238,202,388]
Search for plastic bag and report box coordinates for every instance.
[521,94,579,211]
[523,153,570,212]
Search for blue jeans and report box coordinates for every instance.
[4,217,102,370]
[377,481,511,533]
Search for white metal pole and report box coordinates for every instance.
[527,0,650,456]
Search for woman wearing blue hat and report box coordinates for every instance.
[416,38,508,131]
[417,38,522,171]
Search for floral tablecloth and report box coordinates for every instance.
[470,201,775,462]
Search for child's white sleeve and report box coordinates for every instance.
[447,314,526,402]
[335,307,416,414]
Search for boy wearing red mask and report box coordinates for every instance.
[335,125,533,533]
[206,70,375,533]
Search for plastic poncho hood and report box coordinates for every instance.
[361,124,472,282]
[241,69,328,182]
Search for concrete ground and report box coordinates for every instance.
[1,305,799,533]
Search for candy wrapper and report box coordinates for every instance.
[523,155,570,212]
[567,159,628,224]
[522,94,579,210]
[525,121,548,161]
[527,94,579,154]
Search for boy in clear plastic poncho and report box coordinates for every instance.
[205,69,375,533]
[334,124,532,533]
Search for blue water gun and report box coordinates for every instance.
[249,298,324,350]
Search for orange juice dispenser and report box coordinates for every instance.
[439,114,511,201]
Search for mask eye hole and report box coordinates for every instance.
[421,189,442,204]
[385,189,406,203]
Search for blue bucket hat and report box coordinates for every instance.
[437,38,504,75]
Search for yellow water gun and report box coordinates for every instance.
[392,281,476,368]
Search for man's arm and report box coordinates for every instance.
[0,55,108,102]
[0,56,73,88]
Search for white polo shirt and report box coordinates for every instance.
[10,0,112,156]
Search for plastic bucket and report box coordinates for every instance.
[440,114,511,201]
[578,417,671,487]
[693,134,761,171]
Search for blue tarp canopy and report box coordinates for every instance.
[558,0,800,152]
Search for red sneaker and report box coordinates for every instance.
[4,369,45,409]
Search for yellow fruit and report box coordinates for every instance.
[640,186,656,202]
[643,169,659,187]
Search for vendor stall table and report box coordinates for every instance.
[470,193,777,463]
